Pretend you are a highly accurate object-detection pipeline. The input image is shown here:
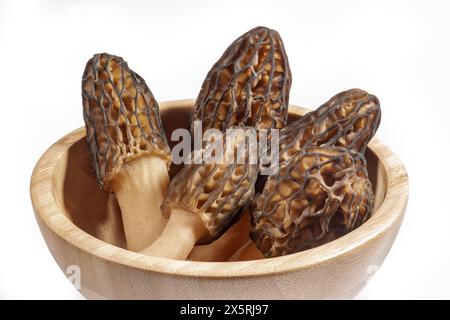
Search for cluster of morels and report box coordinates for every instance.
[82,26,381,261]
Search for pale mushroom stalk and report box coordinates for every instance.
[94,193,125,247]
[141,127,258,260]
[228,239,264,261]
[187,210,251,262]
[140,207,208,259]
[110,156,169,251]
[82,53,171,251]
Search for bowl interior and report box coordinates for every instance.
[53,103,387,256]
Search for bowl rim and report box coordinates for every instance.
[30,99,409,278]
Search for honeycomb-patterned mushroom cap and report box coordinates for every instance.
[251,146,374,257]
[192,26,292,134]
[278,89,381,166]
[82,53,171,191]
[161,127,258,244]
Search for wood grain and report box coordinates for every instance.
[30,100,409,299]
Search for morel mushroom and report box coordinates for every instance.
[278,89,380,165]
[232,90,380,260]
[141,127,258,259]
[250,146,374,258]
[82,53,171,251]
[187,26,291,261]
[192,26,292,133]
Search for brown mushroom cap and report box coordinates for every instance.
[82,53,171,190]
[161,127,258,244]
[278,89,381,166]
[250,146,374,257]
[192,26,292,133]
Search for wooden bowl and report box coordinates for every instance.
[30,100,408,299]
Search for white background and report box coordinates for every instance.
[1,0,449,299]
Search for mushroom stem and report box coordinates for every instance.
[228,240,264,261]
[188,212,251,262]
[111,155,169,251]
[140,207,208,259]
[94,194,126,248]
